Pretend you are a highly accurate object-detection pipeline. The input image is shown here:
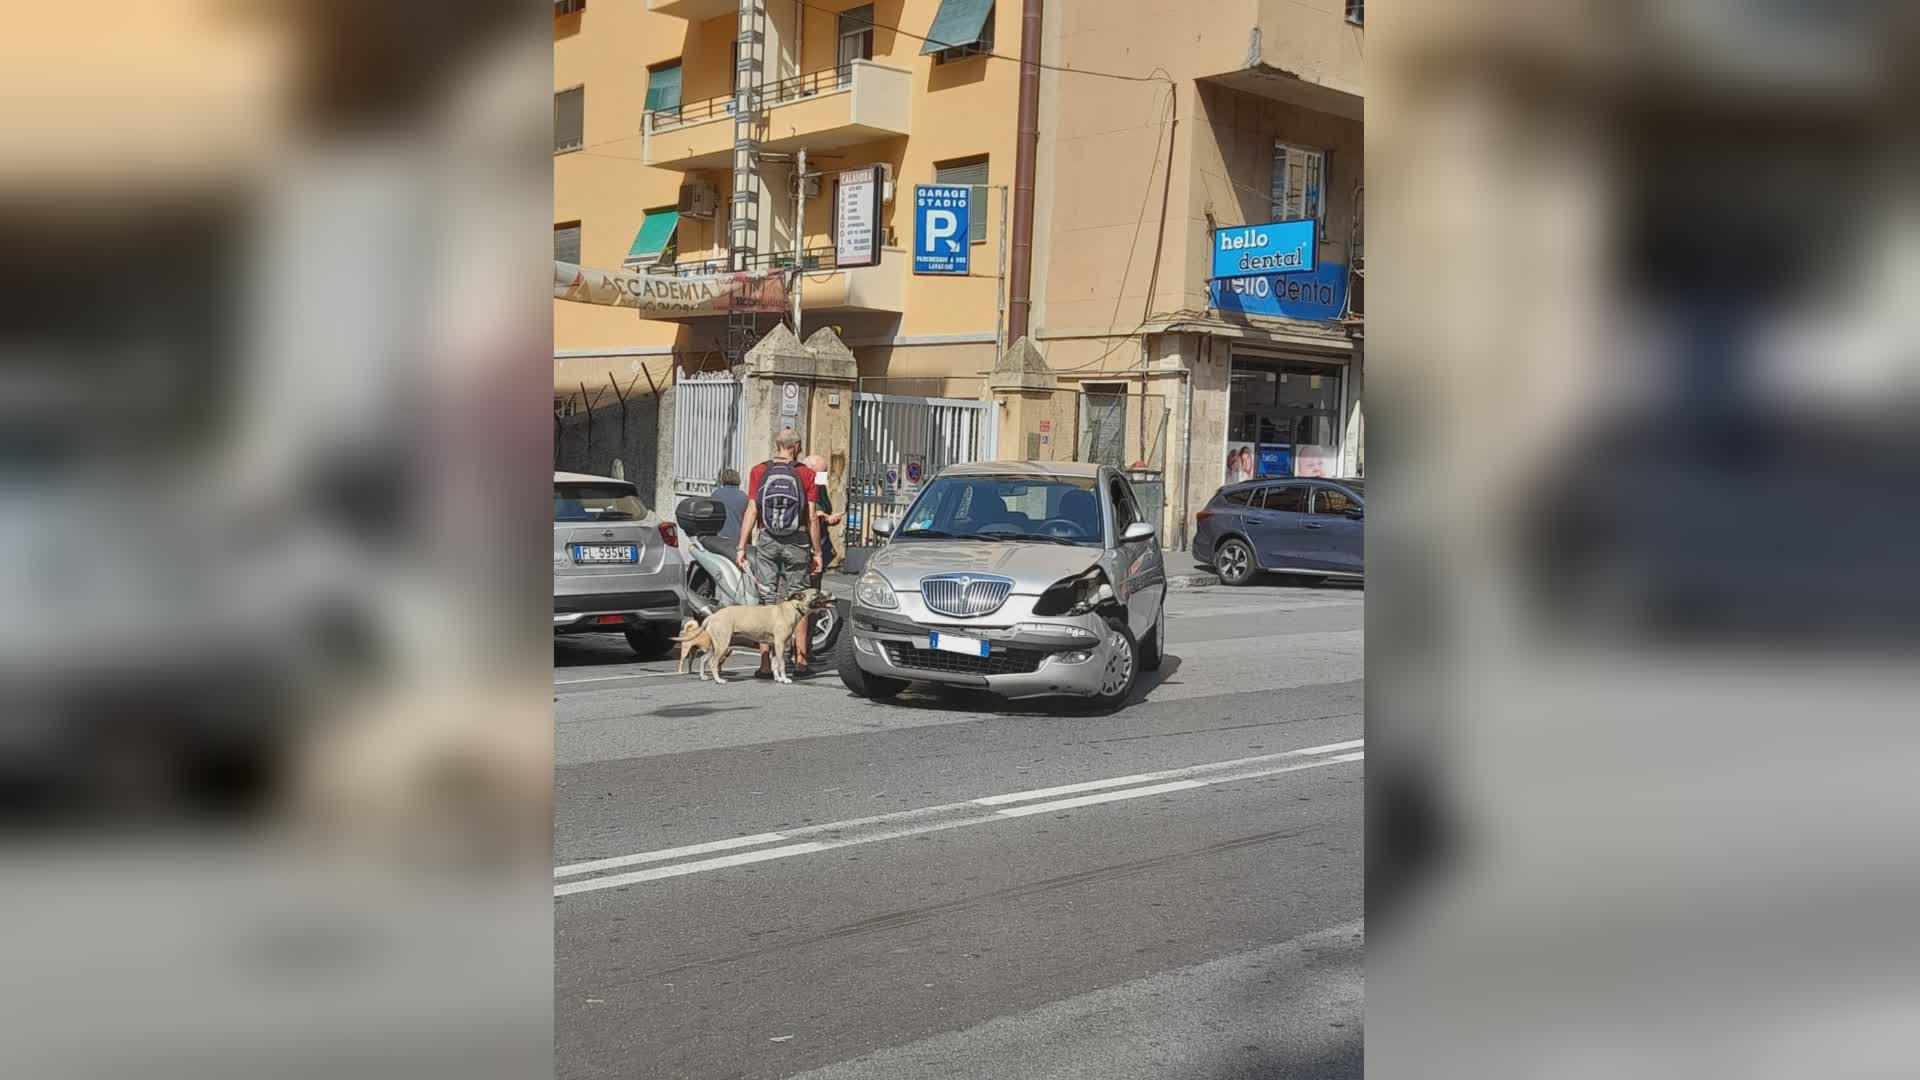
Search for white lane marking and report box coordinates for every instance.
[555,745,1362,898]
[1292,739,1366,756]
[554,842,827,896]
[554,832,789,879]
[973,773,1165,806]
[555,670,684,685]
[993,779,1206,817]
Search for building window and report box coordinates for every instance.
[554,87,584,153]
[922,0,995,63]
[1345,0,1363,27]
[554,221,582,265]
[554,0,586,15]
[934,156,990,244]
[839,4,875,83]
[1270,142,1326,224]
[644,61,683,116]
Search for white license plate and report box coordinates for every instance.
[929,631,988,658]
[574,544,638,564]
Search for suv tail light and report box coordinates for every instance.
[658,522,679,547]
[1195,509,1215,526]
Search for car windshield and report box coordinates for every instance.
[896,475,1104,546]
[554,482,648,522]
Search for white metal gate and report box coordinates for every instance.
[672,371,747,497]
[845,393,997,547]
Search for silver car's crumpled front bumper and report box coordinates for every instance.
[847,590,1119,699]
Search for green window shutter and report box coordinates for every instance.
[921,0,995,55]
[626,210,680,266]
[934,158,990,243]
[644,63,682,113]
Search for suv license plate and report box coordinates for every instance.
[575,544,638,564]
[929,632,988,658]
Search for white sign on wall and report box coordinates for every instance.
[834,166,883,269]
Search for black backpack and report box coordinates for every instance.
[756,460,807,539]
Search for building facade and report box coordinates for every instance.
[555,0,1020,400]
[554,0,1364,547]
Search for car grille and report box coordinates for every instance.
[884,642,1046,677]
[919,574,1015,618]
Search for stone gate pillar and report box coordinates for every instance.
[742,323,860,533]
[987,336,1060,462]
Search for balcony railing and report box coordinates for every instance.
[648,64,856,132]
[651,247,839,277]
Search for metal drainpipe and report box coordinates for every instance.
[1007,0,1043,341]
[1179,338,1196,551]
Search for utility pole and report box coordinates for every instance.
[792,146,807,337]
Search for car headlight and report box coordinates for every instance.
[1033,567,1116,617]
[855,568,899,610]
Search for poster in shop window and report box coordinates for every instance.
[1225,442,1257,485]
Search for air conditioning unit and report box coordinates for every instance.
[677,182,720,219]
[787,173,822,198]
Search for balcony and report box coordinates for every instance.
[641,247,906,319]
[644,61,912,171]
[646,0,736,18]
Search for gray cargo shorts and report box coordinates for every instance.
[748,532,813,603]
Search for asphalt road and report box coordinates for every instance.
[554,582,1364,1080]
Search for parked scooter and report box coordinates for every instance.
[675,496,842,656]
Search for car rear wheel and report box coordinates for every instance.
[624,627,672,657]
[1215,539,1257,586]
[837,630,906,700]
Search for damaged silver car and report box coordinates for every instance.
[838,462,1168,710]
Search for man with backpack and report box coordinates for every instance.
[736,429,823,676]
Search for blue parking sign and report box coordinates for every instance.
[914,184,971,275]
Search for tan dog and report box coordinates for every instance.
[672,617,717,676]
[690,589,830,684]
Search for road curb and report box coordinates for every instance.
[1168,571,1221,590]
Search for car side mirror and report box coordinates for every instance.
[1345,507,1364,520]
[872,518,896,537]
[1121,521,1156,543]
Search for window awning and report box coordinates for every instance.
[920,0,993,54]
[625,210,679,266]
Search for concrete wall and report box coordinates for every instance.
[553,394,662,503]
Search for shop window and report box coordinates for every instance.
[1260,485,1309,514]
[1271,142,1326,224]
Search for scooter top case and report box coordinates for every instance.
[675,496,729,538]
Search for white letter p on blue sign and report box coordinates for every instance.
[925,209,959,254]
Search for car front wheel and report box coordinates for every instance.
[1088,617,1139,712]
[837,631,906,700]
[1215,538,1257,586]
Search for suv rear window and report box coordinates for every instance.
[1221,488,1257,507]
[555,482,648,522]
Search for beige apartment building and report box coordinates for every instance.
[554,0,1363,547]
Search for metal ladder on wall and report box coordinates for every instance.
[726,0,768,364]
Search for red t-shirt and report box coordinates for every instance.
[748,460,817,530]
